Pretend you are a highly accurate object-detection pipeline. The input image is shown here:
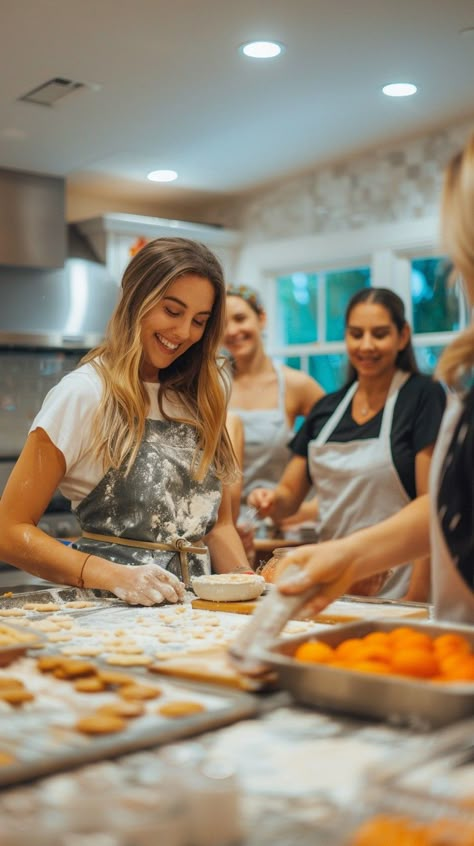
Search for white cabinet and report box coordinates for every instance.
[77,213,242,285]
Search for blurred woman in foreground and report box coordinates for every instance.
[279,133,474,623]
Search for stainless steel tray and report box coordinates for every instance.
[0,588,262,787]
[0,620,43,666]
[0,655,258,788]
[364,716,474,808]
[259,620,474,729]
[0,586,122,611]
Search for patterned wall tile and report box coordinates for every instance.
[205,118,474,241]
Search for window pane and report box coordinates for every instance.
[284,355,303,370]
[325,267,371,341]
[411,257,460,333]
[276,273,318,344]
[414,345,446,375]
[308,354,347,393]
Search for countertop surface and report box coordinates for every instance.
[0,590,472,845]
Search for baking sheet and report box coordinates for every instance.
[0,586,122,612]
[0,652,258,788]
[364,716,474,808]
[0,620,42,666]
[0,587,316,671]
[0,588,278,787]
[259,620,474,729]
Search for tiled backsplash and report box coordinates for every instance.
[0,350,81,458]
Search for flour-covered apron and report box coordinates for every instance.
[73,419,222,587]
[430,393,474,623]
[308,370,412,599]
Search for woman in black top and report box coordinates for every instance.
[278,133,474,624]
[249,287,446,600]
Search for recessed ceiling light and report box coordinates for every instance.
[147,169,178,183]
[240,41,284,59]
[382,82,417,97]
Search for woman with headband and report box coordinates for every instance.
[224,285,324,556]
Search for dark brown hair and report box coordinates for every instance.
[344,287,418,384]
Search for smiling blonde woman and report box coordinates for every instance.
[0,238,249,603]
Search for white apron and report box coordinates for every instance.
[430,393,474,623]
[309,370,412,599]
[232,363,292,502]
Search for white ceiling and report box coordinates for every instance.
[1,0,474,215]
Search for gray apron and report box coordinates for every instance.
[232,363,292,502]
[430,393,474,623]
[73,418,222,585]
[308,370,412,599]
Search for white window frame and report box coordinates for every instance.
[240,221,468,373]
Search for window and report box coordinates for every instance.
[276,274,318,344]
[413,345,446,375]
[273,265,370,392]
[276,267,370,346]
[282,353,347,395]
[269,249,468,393]
[410,256,468,373]
[411,257,462,334]
[308,353,348,393]
[325,268,371,341]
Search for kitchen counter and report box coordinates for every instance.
[0,590,472,845]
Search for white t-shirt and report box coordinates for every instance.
[30,363,186,509]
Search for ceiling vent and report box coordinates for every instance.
[18,77,85,107]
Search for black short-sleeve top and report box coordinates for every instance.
[290,372,446,500]
[437,385,474,591]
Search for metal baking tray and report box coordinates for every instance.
[0,642,39,667]
[364,716,474,808]
[258,620,474,729]
[0,655,258,788]
[0,588,264,787]
[0,620,43,666]
[0,586,123,612]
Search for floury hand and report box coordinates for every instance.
[112,563,185,606]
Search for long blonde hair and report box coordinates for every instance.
[437,133,474,389]
[81,237,236,482]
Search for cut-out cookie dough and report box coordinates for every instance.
[105,654,153,667]
[157,700,205,718]
[75,714,126,735]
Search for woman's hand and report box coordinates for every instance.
[247,487,276,518]
[276,540,357,616]
[110,563,185,606]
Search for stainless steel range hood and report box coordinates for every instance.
[0,225,120,350]
[0,168,119,350]
[0,168,66,269]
